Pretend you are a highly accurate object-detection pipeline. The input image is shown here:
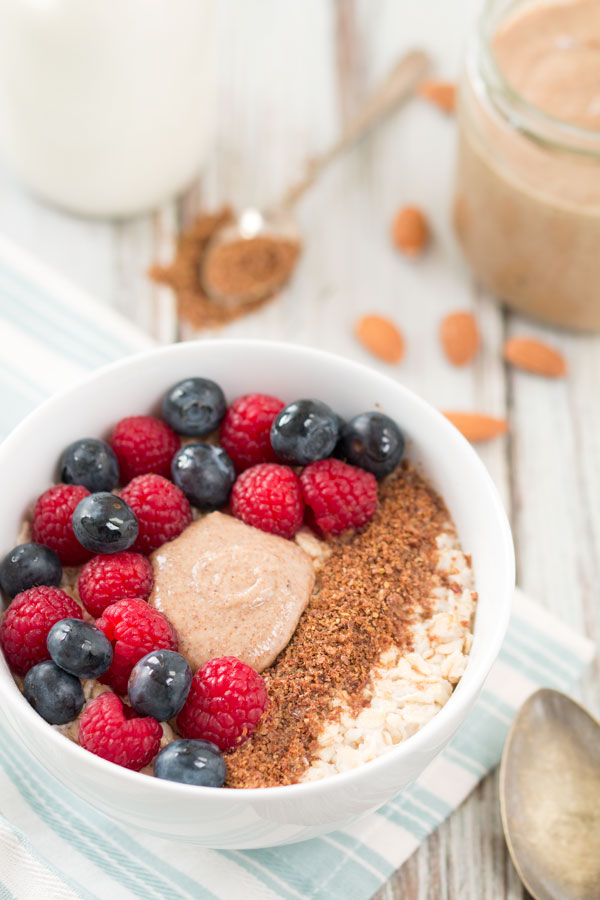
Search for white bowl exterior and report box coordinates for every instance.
[0,340,514,847]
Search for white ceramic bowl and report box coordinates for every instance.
[0,340,514,848]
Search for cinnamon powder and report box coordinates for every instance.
[203,236,299,303]
[149,208,299,331]
[225,463,451,788]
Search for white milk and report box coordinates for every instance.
[0,0,215,217]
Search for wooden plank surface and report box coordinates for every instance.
[0,2,597,897]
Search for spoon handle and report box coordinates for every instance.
[280,48,431,210]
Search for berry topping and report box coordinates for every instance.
[177,656,268,752]
[77,552,154,618]
[24,660,84,725]
[340,412,405,478]
[270,399,340,465]
[78,692,162,771]
[120,474,192,555]
[59,438,119,492]
[72,492,138,555]
[47,618,113,679]
[0,586,83,675]
[162,377,226,436]
[220,393,285,472]
[110,416,179,482]
[128,650,192,721]
[300,458,378,536]
[171,444,235,510]
[154,739,226,787]
[230,463,304,539]
[0,542,62,600]
[95,597,178,695]
[31,484,93,566]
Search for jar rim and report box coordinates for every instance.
[477,0,600,157]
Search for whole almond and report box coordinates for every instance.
[440,311,480,366]
[355,315,404,364]
[391,206,429,257]
[418,80,456,113]
[443,411,508,443]
[503,336,567,377]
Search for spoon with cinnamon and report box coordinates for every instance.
[202,48,431,307]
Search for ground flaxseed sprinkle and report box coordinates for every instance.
[225,462,451,789]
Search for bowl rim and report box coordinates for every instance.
[0,338,515,801]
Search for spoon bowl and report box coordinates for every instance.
[202,207,302,306]
[500,689,600,900]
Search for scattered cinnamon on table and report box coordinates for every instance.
[149,208,300,331]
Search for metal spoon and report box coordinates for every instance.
[202,48,431,306]
[499,688,600,900]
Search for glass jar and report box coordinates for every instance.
[453,0,600,331]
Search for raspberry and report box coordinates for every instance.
[120,474,192,555]
[220,393,284,472]
[176,656,268,752]
[31,484,93,566]
[95,597,178,695]
[79,692,162,771]
[110,416,180,483]
[230,463,304,539]
[300,458,378,536]
[77,552,154,618]
[0,586,83,675]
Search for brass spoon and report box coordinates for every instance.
[202,48,431,306]
[499,689,600,900]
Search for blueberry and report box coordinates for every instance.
[72,492,138,554]
[0,542,62,600]
[162,378,226,436]
[270,399,340,465]
[47,618,113,679]
[154,739,226,787]
[60,438,119,492]
[340,412,405,478]
[332,414,348,459]
[171,444,235,510]
[24,660,84,725]
[128,650,192,720]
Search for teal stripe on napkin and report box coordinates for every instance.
[0,235,595,900]
[0,731,217,900]
[0,811,93,900]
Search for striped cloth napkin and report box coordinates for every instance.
[0,235,595,900]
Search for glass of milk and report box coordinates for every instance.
[0,0,215,217]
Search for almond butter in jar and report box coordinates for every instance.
[453,0,600,331]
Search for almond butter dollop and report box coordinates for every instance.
[148,512,315,673]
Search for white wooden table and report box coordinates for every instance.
[0,2,597,896]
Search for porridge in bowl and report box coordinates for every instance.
[0,378,476,788]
